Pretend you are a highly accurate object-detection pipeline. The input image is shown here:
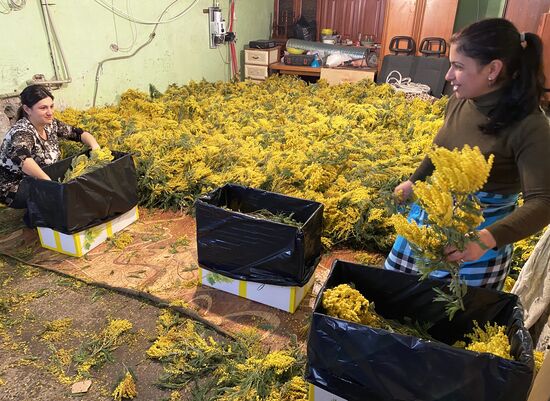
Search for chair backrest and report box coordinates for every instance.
[377,55,417,84]
[419,37,447,58]
[414,37,449,97]
[376,36,416,84]
[389,36,416,55]
[377,36,450,98]
[413,57,450,97]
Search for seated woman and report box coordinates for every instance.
[0,84,99,208]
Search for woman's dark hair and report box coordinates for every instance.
[16,84,54,120]
[450,18,545,135]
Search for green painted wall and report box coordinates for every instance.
[0,0,273,108]
[454,0,507,32]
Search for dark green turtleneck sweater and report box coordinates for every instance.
[410,89,550,248]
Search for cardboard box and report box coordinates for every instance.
[37,206,138,257]
[320,67,375,85]
[308,352,550,401]
[528,351,550,401]
[306,260,534,401]
[24,151,137,234]
[198,266,315,313]
[196,184,323,287]
[308,383,347,401]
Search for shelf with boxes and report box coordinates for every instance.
[243,46,281,82]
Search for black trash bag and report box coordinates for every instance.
[306,260,534,401]
[195,184,323,287]
[23,150,137,234]
[292,16,316,42]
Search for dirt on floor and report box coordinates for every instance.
[0,256,180,401]
[0,206,382,400]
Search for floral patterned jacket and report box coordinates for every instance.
[0,117,82,205]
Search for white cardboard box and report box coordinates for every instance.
[198,267,315,313]
[527,351,550,401]
[308,355,550,401]
[308,383,347,401]
[37,206,139,257]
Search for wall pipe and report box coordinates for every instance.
[0,1,71,98]
[40,0,60,80]
[0,76,73,99]
[36,0,71,86]
[0,92,20,100]
[41,0,71,83]
[92,32,156,107]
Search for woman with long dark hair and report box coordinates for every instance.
[0,84,99,208]
[385,18,550,290]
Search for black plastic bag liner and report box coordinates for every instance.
[306,260,534,401]
[196,184,323,287]
[23,151,137,234]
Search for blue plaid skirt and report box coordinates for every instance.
[384,191,518,290]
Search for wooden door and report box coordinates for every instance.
[504,0,550,33]
[418,0,459,45]
[379,0,418,61]
[318,0,385,42]
[505,0,550,93]
[379,0,458,62]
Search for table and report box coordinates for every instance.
[269,62,321,77]
[270,62,376,85]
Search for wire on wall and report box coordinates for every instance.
[110,0,138,52]
[0,0,26,14]
[93,0,200,25]
[92,0,200,106]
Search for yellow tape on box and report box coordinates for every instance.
[308,383,347,401]
[198,267,315,313]
[37,206,139,257]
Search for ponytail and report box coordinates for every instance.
[522,32,545,102]
[16,105,26,121]
[451,19,545,135]
[482,32,545,134]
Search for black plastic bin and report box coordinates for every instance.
[196,184,323,287]
[306,260,534,401]
[23,150,137,234]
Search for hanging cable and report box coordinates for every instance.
[385,70,431,95]
[110,0,138,52]
[93,0,200,25]
[217,45,230,65]
[92,0,183,106]
[0,0,26,14]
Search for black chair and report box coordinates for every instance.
[377,36,450,98]
[376,36,417,85]
[413,37,450,98]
